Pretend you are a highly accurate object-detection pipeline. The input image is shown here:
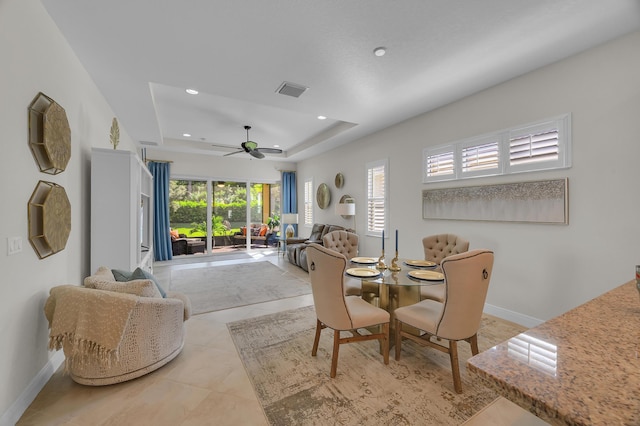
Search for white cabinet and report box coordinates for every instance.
[90,148,154,273]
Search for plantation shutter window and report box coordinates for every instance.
[426,151,454,177]
[462,142,499,172]
[509,129,559,166]
[423,114,570,182]
[304,179,313,226]
[366,160,387,235]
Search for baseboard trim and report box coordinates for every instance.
[0,351,64,426]
[484,303,543,328]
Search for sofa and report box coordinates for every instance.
[171,232,205,256]
[233,223,273,247]
[44,266,192,386]
[286,223,354,271]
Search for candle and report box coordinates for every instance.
[395,229,398,252]
[382,229,384,250]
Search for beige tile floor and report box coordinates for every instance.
[18,249,544,425]
[18,249,312,426]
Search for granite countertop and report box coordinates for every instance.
[467,280,640,425]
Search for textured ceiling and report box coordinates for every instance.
[41,0,640,162]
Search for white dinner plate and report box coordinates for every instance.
[407,270,444,281]
[404,259,436,268]
[346,267,381,278]
[350,257,378,265]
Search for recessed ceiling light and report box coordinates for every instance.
[183,133,191,137]
[317,115,327,120]
[373,47,386,57]
[274,144,280,148]
[185,88,198,95]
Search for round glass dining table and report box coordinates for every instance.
[346,258,445,338]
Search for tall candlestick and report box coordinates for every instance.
[389,229,401,271]
[395,229,398,252]
[382,229,384,250]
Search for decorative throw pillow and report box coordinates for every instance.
[170,229,180,240]
[88,278,162,298]
[92,266,115,281]
[112,269,134,282]
[84,268,161,298]
[259,225,268,236]
[131,268,167,298]
[101,268,166,298]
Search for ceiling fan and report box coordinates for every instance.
[218,125,283,159]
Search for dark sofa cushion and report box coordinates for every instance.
[307,224,325,242]
[320,225,344,240]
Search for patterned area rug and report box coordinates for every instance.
[168,261,310,315]
[229,306,527,425]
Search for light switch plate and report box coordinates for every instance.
[7,237,22,255]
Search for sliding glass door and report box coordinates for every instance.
[211,181,247,247]
[169,179,208,239]
[169,179,280,255]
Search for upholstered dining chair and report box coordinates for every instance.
[420,234,470,302]
[394,249,493,393]
[305,243,390,378]
[322,230,362,296]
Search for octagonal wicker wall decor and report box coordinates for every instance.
[28,92,71,175]
[28,181,71,259]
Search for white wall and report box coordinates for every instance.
[0,0,137,422]
[297,31,640,325]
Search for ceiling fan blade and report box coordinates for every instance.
[249,150,265,159]
[210,143,238,150]
[256,148,283,154]
[223,150,243,157]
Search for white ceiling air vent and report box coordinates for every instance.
[139,141,158,146]
[276,81,308,98]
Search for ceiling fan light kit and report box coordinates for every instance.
[242,140,264,159]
